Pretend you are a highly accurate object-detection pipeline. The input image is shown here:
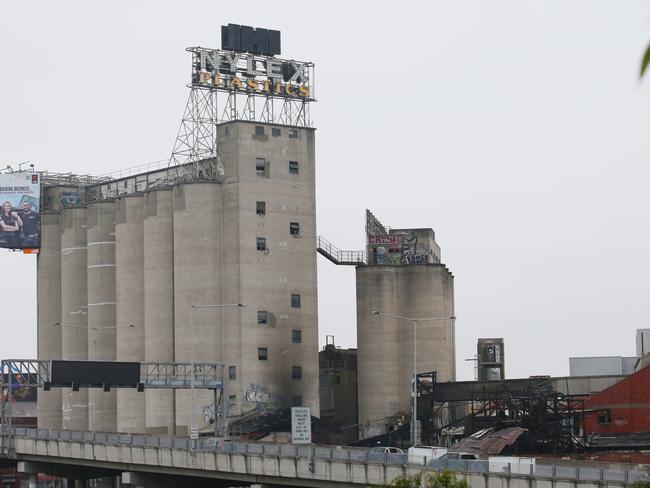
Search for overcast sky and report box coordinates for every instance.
[1,1,649,381]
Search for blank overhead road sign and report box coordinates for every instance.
[1,359,228,454]
[0,359,224,390]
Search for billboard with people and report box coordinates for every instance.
[0,173,41,250]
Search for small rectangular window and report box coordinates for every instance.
[292,366,302,380]
[288,129,298,139]
[255,126,265,135]
[292,395,302,407]
[256,237,267,251]
[256,158,266,176]
[291,294,301,308]
[229,394,237,406]
[258,347,268,360]
[224,126,230,136]
[272,128,281,137]
[290,222,300,237]
[229,366,236,380]
[256,201,266,216]
[289,161,299,175]
[258,311,268,324]
[292,329,302,343]
[597,410,611,425]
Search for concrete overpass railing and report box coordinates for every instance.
[1,427,648,487]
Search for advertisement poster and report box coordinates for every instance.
[0,173,40,250]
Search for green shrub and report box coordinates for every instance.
[427,470,468,488]
[631,467,650,488]
[380,470,468,488]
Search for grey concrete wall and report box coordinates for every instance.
[219,121,320,416]
[356,266,402,425]
[38,121,320,431]
[173,183,223,432]
[143,189,175,435]
[115,195,146,433]
[357,264,455,429]
[214,128,243,416]
[36,212,63,429]
[86,202,117,432]
[60,207,89,430]
[569,356,639,377]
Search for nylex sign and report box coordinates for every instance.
[190,47,314,100]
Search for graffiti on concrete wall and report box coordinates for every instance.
[59,192,82,208]
[365,209,442,266]
[202,402,218,423]
[246,383,271,405]
[390,254,429,265]
[369,232,432,266]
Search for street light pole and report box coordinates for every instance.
[189,303,243,439]
[412,319,417,446]
[370,311,455,446]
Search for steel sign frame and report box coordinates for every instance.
[189,47,315,101]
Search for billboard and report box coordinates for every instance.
[0,173,40,250]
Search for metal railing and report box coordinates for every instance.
[96,158,170,181]
[316,236,366,266]
[1,427,647,484]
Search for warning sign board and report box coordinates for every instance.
[291,407,311,444]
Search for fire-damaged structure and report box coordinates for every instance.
[432,377,588,455]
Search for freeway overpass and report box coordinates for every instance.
[0,427,646,488]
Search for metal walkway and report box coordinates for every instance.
[316,236,366,266]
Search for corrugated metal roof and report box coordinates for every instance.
[453,427,527,456]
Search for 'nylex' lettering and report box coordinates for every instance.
[190,47,314,100]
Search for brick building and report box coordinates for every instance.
[584,364,650,435]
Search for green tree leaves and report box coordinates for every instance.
[641,42,650,79]
[381,470,469,488]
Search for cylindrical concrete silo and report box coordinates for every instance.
[37,212,63,429]
[173,183,222,433]
[397,265,455,406]
[356,263,456,439]
[115,194,145,433]
[356,267,402,430]
[60,207,89,430]
[86,201,117,432]
[143,189,175,434]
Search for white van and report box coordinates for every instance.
[488,456,535,475]
[407,446,448,464]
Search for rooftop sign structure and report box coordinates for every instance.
[189,46,314,101]
[168,24,315,182]
[221,23,281,56]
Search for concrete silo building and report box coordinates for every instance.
[36,27,320,434]
[355,211,456,440]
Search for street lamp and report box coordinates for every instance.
[369,311,455,446]
[189,303,244,439]
[53,322,134,431]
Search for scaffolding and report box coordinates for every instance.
[432,378,587,454]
